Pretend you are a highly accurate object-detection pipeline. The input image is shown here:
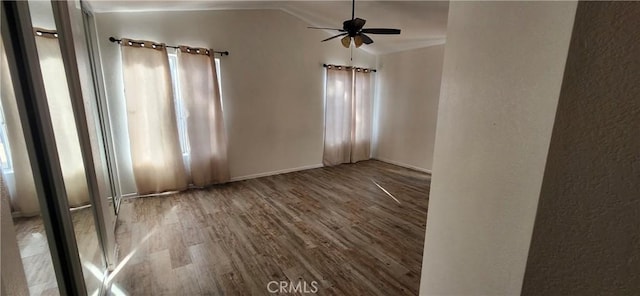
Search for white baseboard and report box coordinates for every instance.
[230,163,324,182]
[11,204,93,218]
[120,192,138,200]
[121,162,431,198]
[11,211,27,218]
[373,157,433,174]
[118,165,325,199]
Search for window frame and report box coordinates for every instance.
[0,103,13,172]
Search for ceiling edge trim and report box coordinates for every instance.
[376,38,446,55]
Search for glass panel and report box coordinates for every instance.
[68,0,118,272]
[80,6,120,217]
[1,36,58,296]
[29,1,107,294]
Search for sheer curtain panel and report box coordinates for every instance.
[323,67,354,166]
[323,67,372,166]
[177,47,229,186]
[36,35,91,208]
[121,40,188,194]
[352,70,372,162]
[1,33,97,214]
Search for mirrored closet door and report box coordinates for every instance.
[1,1,116,294]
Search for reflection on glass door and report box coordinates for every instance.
[81,5,122,218]
[29,1,109,294]
[1,0,115,295]
[0,0,115,295]
[1,37,58,295]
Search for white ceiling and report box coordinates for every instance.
[86,1,449,54]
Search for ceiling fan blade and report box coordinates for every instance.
[322,33,348,42]
[360,33,374,44]
[308,26,345,31]
[353,18,366,30]
[361,28,401,35]
[341,36,351,48]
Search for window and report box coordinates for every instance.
[167,54,190,157]
[0,103,12,172]
[167,52,222,160]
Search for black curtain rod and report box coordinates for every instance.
[109,37,229,56]
[323,63,376,72]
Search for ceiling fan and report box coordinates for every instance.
[308,0,401,48]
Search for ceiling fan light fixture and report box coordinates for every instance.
[341,36,351,48]
[354,35,364,48]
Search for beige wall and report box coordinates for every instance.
[419,2,577,295]
[373,45,444,172]
[95,10,376,195]
[522,2,640,294]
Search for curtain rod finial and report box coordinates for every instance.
[109,37,118,43]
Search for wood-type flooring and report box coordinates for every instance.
[110,160,430,295]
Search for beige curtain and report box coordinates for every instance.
[323,67,353,166]
[177,47,229,186]
[121,40,188,194]
[36,36,90,208]
[1,41,39,215]
[0,34,92,215]
[352,70,372,162]
[323,67,372,166]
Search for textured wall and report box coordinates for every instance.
[373,45,445,172]
[419,2,577,295]
[522,2,640,294]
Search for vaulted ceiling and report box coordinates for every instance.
[86,1,449,55]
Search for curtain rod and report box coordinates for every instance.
[108,37,229,56]
[323,64,376,72]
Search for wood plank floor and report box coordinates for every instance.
[13,215,59,295]
[110,160,431,295]
[13,207,104,296]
